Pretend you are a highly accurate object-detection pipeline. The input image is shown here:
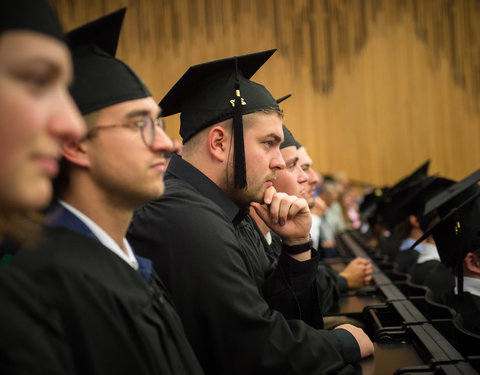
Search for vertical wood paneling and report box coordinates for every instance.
[50,0,480,186]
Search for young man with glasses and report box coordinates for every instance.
[11,9,204,375]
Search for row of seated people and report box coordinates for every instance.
[336,229,480,374]
[1,2,378,375]
[321,163,480,373]
[2,1,477,374]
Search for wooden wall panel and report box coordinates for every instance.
[50,0,480,186]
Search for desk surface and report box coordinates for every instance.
[336,295,385,314]
[358,342,424,375]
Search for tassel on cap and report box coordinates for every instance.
[233,56,247,189]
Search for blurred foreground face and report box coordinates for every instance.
[0,30,84,210]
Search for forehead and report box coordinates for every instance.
[244,112,283,137]
[96,96,159,121]
[280,145,298,161]
[0,30,70,69]
[297,147,313,165]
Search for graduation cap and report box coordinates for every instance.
[381,176,434,227]
[377,160,431,227]
[67,8,151,115]
[424,169,480,219]
[280,125,297,149]
[0,0,63,42]
[359,187,389,225]
[276,94,302,149]
[276,94,291,104]
[410,170,480,295]
[413,177,455,231]
[159,50,279,189]
[388,160,430,196]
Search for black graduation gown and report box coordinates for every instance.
[409,259,453,290]
[269,231,343,314]
[376,234,402,262]
[128,155,360,375]
[0,265,74,375]
[410,261,455,300]
[394,249,419,273]
[443,292,480,334]
[10,227,204,375]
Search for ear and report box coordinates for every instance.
[464,252,480,274]
[207,125,229,162]
[61,139,91,168]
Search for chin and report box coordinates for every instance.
[19,180,52,211]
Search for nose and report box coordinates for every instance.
[47,89,86,142]
[308,168,319,186]
[270,147,286,170]
[151,124,174,154]
[297,165,308,184]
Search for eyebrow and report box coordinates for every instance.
[126,109,160,119]
[265,133,283,143]
[14,57,66,81]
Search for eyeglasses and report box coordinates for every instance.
[86,116,165,148]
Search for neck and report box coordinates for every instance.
[62,180,132,253]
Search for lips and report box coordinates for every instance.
[150,160,167,173]
[265,175,276,187]
[32,154,60,177]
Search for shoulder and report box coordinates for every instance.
[11,227,148,292]
[132,177,233,238]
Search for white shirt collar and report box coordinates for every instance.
[455,276,480,296]
[59,201,138,270]
[416,243,441,264]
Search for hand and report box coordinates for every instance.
[334,324,374,359]
[311,196,327,216]
[250,186,312,245]
[340,257,372,289]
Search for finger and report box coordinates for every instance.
[286,198,308,221]
[277,196,295,225]
[250,202,272,226]
[263,186,276,205]
[268,192,287,224]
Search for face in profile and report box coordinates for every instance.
[227,112,285,207]
[297,146,319,208]
[273,146,308,198]
[0,30,84,211]
[80,96,173,207]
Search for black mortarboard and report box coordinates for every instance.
[359,187,388,225]
[389,160,430,196]
[280,125,297,149]
[377,160,431,227]
[159,50,279,189]
[413,177,455,231]
[276,94,291,104]
[410,170,480,295]
[381,175,432,227]
[67,8,151,115]
[276,94,302,149]
[424,169,480,219]
[0,0,63,42]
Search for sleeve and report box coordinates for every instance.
[129,198,359,375]
[255,224,325,328]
